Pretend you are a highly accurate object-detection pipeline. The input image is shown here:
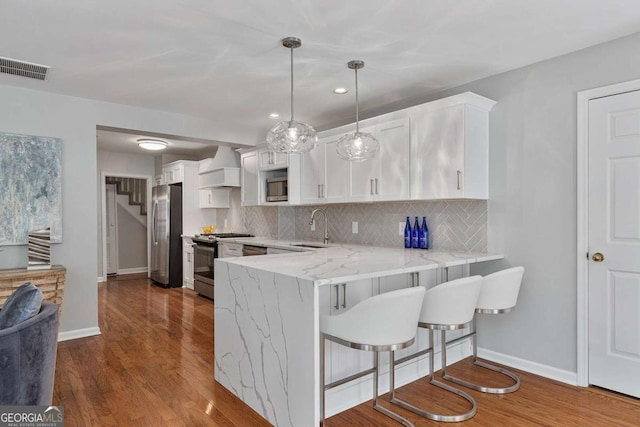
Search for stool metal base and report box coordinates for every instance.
[321,334,415,427]
[388,329,477,423]
[443,319,520,394]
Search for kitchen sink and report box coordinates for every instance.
[290,243,328,249]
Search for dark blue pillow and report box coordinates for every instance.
[0,282,44,329]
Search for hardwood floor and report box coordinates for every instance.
[54,275,639,426]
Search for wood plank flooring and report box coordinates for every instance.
[53,274,640,426]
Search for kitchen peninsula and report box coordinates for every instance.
[214,240,502,427]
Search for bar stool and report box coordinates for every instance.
[389,276,482,422]
[320,286,426,427]
[442,266,525,394]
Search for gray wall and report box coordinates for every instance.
[116,200,147,270]
[0,86,251,334]
[438,33,640,372]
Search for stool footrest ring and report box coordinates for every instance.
[389,379,477,423]
[443,359,520,394]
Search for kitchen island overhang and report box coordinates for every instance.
[214,243,502,427]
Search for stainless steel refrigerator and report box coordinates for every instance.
[150,184,183,288]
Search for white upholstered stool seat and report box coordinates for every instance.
[442,266,525,394]
[389,276,482,423]
[320,286,426,427]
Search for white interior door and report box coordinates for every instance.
[588,90,640,398]
[106,184,119,275]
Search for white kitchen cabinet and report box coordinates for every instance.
[241,151,259,206]
[162,161,185,184]
[300,135,348,204]
[348,117,410,202]
[259,149,288,171]
[320,279,374,386]
[183,238,194,289]
[411,95,495,200]
[199,188,231,208]
[218,242,243,258]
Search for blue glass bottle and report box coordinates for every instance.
[412,216,420,248]
[420,216,429,249]
[404,217,412,248]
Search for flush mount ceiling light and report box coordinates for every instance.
[336,60,380,162]
[137,139,168,151]
[266,37,317,153]
[333,87,348,94]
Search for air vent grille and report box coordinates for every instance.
[0,57,50,81]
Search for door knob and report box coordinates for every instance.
[592,252,605,262]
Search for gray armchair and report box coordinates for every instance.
[0,301,59,405]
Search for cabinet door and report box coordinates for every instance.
[376,117,410,201]
[219,242,243,258]
[183,244,194,288]
[348,124,379,201]
[326,279,374,384]
[259,150,288,170]
[411,105,464,199]
[241,152,259,206]
[300,141,325,204]
[324,138,348,203]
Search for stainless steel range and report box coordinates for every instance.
[192,233,253,299]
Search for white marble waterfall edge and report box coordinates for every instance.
[214,260,317,427]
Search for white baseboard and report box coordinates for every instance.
[97,276,105,283]
[117,267,148,275]
[58,327,101,342]
[477,347,578,386]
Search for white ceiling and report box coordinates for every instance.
[2,0,640,152]
[95,128,218,157]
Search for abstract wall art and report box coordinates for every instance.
[0,132,62,246]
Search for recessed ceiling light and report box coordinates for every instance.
[137,139,168,151]
[333,87,348,94]
[268,113,280,119]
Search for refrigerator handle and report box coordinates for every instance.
[152,200,158,245]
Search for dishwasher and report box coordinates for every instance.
[242,245,268,256]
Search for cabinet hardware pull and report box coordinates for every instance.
[370,179,374,195]
[375,178,379,195]
[321,184,325,198]
[318,184,321,198]
[334,285,340,310]
[341,283,347,308]
[457,170,462,190]
[209,193,212,204]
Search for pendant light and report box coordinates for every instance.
[336,60,380,162]
[266,37,317,153]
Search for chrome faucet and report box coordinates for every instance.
[310,209,329,245]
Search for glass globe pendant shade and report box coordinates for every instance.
[266,36,317,153]
[267,119,317,153]
[336,131,379,161]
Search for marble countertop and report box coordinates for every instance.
[215,237,503,286]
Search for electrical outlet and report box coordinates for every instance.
[399,222,404,236]
[352,221,358,234]
[310,220,316,231]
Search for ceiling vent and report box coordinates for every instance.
[0,57,50,81]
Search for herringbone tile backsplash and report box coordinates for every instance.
[240,200,487,252]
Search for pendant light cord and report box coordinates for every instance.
[290,46,294,122]
[355,67,359,132]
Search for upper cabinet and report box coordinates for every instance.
[162,161,185,184]
[258,149,288,171]
[301,134,348,204]
[348,117,410,202]
[410,94,495,200]
[240,92,495,206]
[241,151,259,206]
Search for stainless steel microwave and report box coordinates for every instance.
[266,177,288,202]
